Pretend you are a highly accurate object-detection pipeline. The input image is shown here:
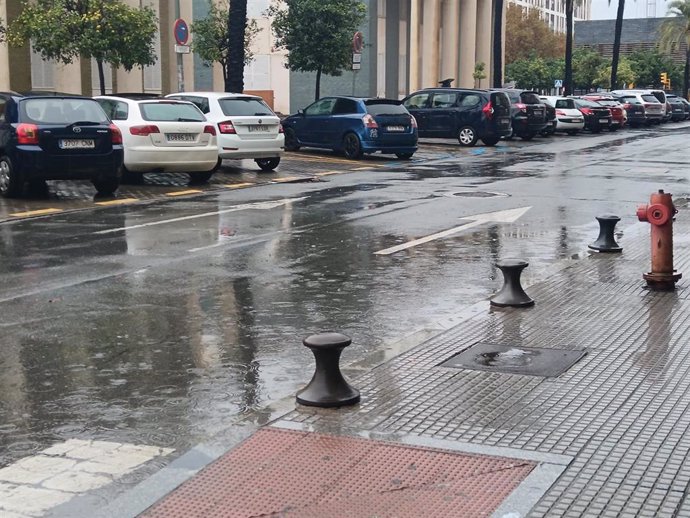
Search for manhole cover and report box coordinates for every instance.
[440,342,586,377]
[447,191,509,198]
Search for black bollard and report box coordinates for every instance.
[296,332,360,408]
[589,215,622,253]
[490,260,534,307]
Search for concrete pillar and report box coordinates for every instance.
[475,0,492,89]
[385,0,400,98]
[409,0,421,92]
[421,0,440,89]
[54,61,84,94]
[0,0,10,92]
[159,0,174,94]
[4,0,31,92]
[180,0,195,92]
[459,0,477,88]
[440,0,460,85]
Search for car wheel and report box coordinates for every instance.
[566,130,579,136]
[189,171,214,185]
[27,179,49,197]
[342,133,363,159]
[122,166,144,185]
[255,157,281,171]
[608,125,618,132]
[92,178,120,196]
[284,128,300,151]
[591,127,601,134]
[481,137,500,146]
[395,152,414,159]
[520,133,535,141]
[457,126,478,146]
[0,156,23,198]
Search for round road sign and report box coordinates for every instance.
[174,19,189,46]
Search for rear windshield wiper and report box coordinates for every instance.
[254,112,271,116]
[67,121,100,128]
[176,117,203,122]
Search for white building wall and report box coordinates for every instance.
[508,0,592,33]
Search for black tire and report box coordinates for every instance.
[27,179,49,197]
[566,130,579,136]
[481,137,500,146]
[608,125,618,132]
[520,133,535,141]
[342,133,363,159]
[0,155,23,198]
[395,152,414,159]
[255,157,281,171]
[189,171,214,185]
[284,128,300,151]
[122,166,144,184]
[457,126,478,146]
[591,127,601,134]
[92,177,120,196]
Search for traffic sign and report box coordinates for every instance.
[352,31,364,53]
[175,45,190,54]
[554,79,563,88]
[174,18,189,46]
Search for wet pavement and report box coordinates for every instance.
[2,121,690,516]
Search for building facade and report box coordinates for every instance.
[508,0,591,33]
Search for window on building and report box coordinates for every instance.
[30,43,55,90]
[244,55,271,90]
[143,0,161,92]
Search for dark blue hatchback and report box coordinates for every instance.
[281,96,418,159]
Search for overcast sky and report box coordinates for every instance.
[591,0,671,20]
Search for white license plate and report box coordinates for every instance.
[599,118,609,123]
[248,125,269,132]
[59,139,95,149]
[387,125,405,132]
[166,133,195,142]
[533,110,542,116]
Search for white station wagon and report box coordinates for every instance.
[95,96,219,184]
[166,92,284,171]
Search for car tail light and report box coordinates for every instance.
[279,124,284,133]
[218,121,236,134]
[109,124,123,144]
[482,101,494,119]
[623,103,632,109]
[555,110,566,116]
[515,102,527,112]
[580,108,592,115]
[410,115,418,128]
[17,123,39,145]
[130,125,160,136]
[203,125,216,136]
[362,114,378,128]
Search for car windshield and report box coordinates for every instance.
[218,97,273,116]
[575,99,600,108]
[21,98,109,124]
[554,99,575,109]
[365,101,408,115]
[520,92,541,104]
[139,102,205,122]
[619,96,640,104]
[595,100,618,107]
[641,95,659,103]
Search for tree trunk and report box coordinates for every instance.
[492,0,504,88]
[685,48,690,100]
[564,0,573,95]
[97,59,106,96]
[315,66,322,101]
[610,0,625,89]
[226,0,247,93]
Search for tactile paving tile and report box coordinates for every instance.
[139,428,535,518]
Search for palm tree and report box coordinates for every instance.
[564,0,574,94]
[659,0,690,99]
[225,0,247,93]
[493,0,505,87]
[609,0,626,89]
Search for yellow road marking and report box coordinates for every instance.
[10,208,63,217]
[314,171,341,176]
[95,198,139,206]
[272,176,302,183]
[225,182,255,189]
[352,166,374,171]
[165,189,203,197]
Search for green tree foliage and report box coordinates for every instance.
[473,62,486,88]
[268,0,366,100]
[628,49,680,89]
[595,56,635,88]
[0,19,5,43]
[659,0,690,98]
[572,48,604,90]
[192,0,259,89]
[506,56,564,91]
[8,0,157,95]
[505,4,565,64]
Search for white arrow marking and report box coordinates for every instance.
[374,206,532,255]
[94,197,306,235]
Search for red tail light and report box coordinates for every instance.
[279,124,284,133]
[556,110,566,116]
[410,115,418,128]
[109,123,122,144]
[623,103,632,109]
[17,123,39,145]
[515,102,527,112]
[203,125,216,136]
[362,114,378,128]
[580,108,592,115]
[218,121,236,134]
[482,101,494,119]
[130,125,160,136]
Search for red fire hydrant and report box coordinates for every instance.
[637,189,682,290]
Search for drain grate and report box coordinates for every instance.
[440,342,586,377]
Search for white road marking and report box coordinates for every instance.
[94,197,306,235]
[374,207,532,256]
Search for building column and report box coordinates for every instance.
[421,0,441,89]
[409,0,421,92]
[475,0,492,88]
[0,0,10,92]
[440,0,460,85]
[458,0,477,88]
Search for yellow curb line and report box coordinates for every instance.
[94,198,139,206]
[165,189,203,197]
[10,208,63,217]
[225,182,255,189]
[314,171,341,176]
[272,176,302,183]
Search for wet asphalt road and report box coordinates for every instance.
[1,123,690,506]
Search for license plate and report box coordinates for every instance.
[166,133,195,142]
[499,118,510,125]
[387,125,405,132]
[59,139,95,149]
[599,118,608,123]
[533,110,542,116]
[248,125,269,132]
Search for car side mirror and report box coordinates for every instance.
[298,109,305,116]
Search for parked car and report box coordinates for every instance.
[611,93,647,127]
[664,94,686,121]
[96,96,219,184]
[582,95,626,131]
[540,96,585,135]
[166,92,283,171]
[281,96,418,159]
[571,98,612,133]
[610,89,667,123]
[0,93,123,197]
[401,88,512,146]
[540,101,557,136]
[676,97,690,119]
[490,89,547,140]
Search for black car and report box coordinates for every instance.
[401,88,512,146]
[664,94,687,121]
[612,94,646,127]
[0,93,123,197]
[571,98,612,133]
[490,89,547,140]
[540,102,557,136]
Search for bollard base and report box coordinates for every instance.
[643,271,682,291]
[296,388,360,408]
[588,242,622,253]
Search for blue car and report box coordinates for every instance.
[282,96,418,160]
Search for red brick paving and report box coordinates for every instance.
[140,428,535,518]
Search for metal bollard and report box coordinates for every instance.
[589,214,622,252]
[490,260,534,307]
[296,332,360,408]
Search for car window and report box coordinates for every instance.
[459,94,481,107]
[333,98,360,115]
[169,95,210,114]
[139,101,206,122]
[303,98,336,116]
[555,99,575,109]
[520,92,541,104]
[504,91,520,103]
[595,100,618,107]
[403,93,430,110]
[490,92,511,110]
[365,101,408,115]
[619,96,640,104]
[431,92,457,108]
[97,99,129,121]
[0,99,5,122]
[641,95,658,103]
[21,98,109,124]
[218,97,273,116]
